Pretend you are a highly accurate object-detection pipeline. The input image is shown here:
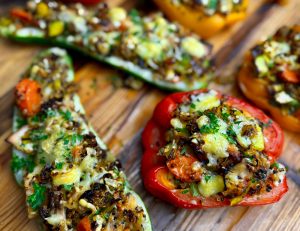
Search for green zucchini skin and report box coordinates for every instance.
[11,47,152,231]
[0,26,212,92]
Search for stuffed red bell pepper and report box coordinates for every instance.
[142,89,287,208]
[238,25,300,132]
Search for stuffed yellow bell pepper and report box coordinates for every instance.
[238,25,300,132]
[153,0,249,38]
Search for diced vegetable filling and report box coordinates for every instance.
[1,0,214,85]
[250,26,300,114]
[158,90,286,203]
[171,0,246,15]
[10,50,149,230]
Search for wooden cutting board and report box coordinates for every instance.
[0,0,300,230]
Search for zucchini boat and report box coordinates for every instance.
[0,0,214,92]
[7,48,151,231]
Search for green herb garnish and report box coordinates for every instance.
[63,184,73,191]
[27,183,46,210]
[181,189,190,194]
[199,112,219,134]
[55,162,64,170]
[103,213,110,220]
[225,125,237,144]
[221,112,230,122]
[59,110,72,121]
[251,178,257,183]
[129,9,141,24]
[11,153,35,173]
[208,0,218,10]
[180,146,187,155]
[71,134,83,145]
[39,157,46,165]
[16,117,27,129]
[204,175,211,182]
[271,162,280,169]
[190,183,200,197]
[30,129,48,141]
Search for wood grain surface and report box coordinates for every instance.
[0,0,300,230]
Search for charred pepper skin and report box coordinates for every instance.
[142,89,287,209]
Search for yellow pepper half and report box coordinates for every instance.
[153,0,248,38]
[238,53,300,132]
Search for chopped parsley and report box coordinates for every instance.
[39,157,46,165]
[180,146,187,155]
[11,154,35,173]
[103,213,110,220]
[221,112,230,122]
[225,125,237,144]
[271,162,280,169]
[55,162,64,170]
[243,153,254,160]
[59,110,72,121]
[223,133,236,144]
[63,184,73,191]
[190,183,200,197]
[175,127,189,133]
[95,208,105,215]
[181,189,190,194]
[208,0,218,10]
[71,134,83,145]
[204,175,211,182]
[234,120,243,125]
[30,129,48,141]
[16,117,27,129]
[27,183,46,210]
[199,112,219,134]
[129,9,141,25]
[251,178,257,183]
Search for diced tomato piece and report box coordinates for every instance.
[15,79,42,117]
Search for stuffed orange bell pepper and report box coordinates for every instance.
[238,25,300,132]
[142,89,287,208]
[153,0,249,38]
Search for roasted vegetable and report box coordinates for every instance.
[0,0,214,91]
[153,0,249,38]
[142,89,287,208]
[7,48,152,230]
[238,25,300,132]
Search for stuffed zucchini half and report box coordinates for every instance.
[0,0,214,92]
[7,48,151,231]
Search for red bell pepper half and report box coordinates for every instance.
[141,89,288,209]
